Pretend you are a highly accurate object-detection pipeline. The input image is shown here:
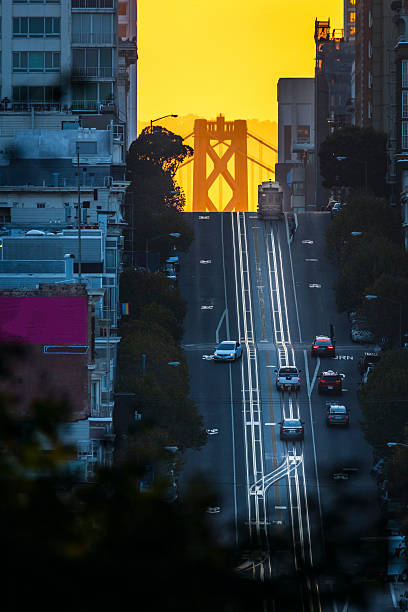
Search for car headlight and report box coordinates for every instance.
[230,352,235,356]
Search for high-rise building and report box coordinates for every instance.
[314,19,355,205]
[354,0,373,127]
[344,0,357,41]
[118,1,137,146]
[0,0,137,148]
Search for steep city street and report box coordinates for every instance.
[179,212,394,611]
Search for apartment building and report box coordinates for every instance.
[0,0,137,147]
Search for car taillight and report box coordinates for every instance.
[328,415,331,420]
[336,379,341,383]
[297,377,300,381]
[300,428,304,432]
[277,377,280,381]
[282,428,288,432]
[345,415,349,419]
[328,345,333,349]
[320,379,326,383]
[313,345,318,349]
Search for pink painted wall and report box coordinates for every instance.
[0,297,88,345]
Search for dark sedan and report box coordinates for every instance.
[311,335,335,357]
[280,418,304,441]
[326,402,350,426]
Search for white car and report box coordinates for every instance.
[213,340,243,361]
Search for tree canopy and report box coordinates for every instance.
[360,350,408,454]
[124,127,194,263]
[319,126,388,196]
[127,126,193,178]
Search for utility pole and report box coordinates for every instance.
[76,142,82,283]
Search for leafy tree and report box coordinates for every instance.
[360,350,408,453]
[319,126,388,196]
[325,195,402,265]
[364,274,408,347]
[120,269,187,324]
[139,302,184,344]
[334,235,406,312]
[127,126,193,179]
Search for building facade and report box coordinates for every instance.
[0,0,137,148]
[275,78,315,212]
[314,19,355,206]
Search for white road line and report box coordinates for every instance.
[285,213,302,344]
[215,308,227,344]
[220,213,238,544]
[304,349,325,553]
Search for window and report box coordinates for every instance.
[36,202,46,208]
[77,141,97,155]
[403,60,408,88]
[13,86,60,104]
[13,52,60,72]
[349,11,355,23]
[72,0,113,7]
[14,0,60,3]
[118,2,127,15]
[72,82,113,111]
[284,125,292,161]
[296,125,310,144]
[13,17,60,37]
[292,182,305,196]
[72,48,113,78]
[72,13,114,44]
[118,24,127,38]
[402,122,408,150]
[403,92,408,118]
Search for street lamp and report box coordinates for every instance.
[146,232,181,272]
[365,294,403,348]
[336,155,368,193]
[387,442,408,448]
[150,114,178,133]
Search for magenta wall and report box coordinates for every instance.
[0,297,88,345]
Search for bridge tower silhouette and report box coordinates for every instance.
[178,114,277,213]
[193,115,248,212]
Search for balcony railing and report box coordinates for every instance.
[2,102,63,112]
[72,0,113,7]
[72,66,114,78]
[71,99,100,111]
[72,32,116,45]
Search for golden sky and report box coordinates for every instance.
[138,0,343,125]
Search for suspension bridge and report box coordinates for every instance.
[177,114,278,212]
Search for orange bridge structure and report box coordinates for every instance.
[178,115,278,213]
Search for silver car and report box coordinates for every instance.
[213,341,243,361]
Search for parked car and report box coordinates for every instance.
[213,340,243,361]
[318,369,343,394]
[275,366,301,391]
[279,418,304,441]
[311,335,335,357]
[358,351,381,375]
[331,202,343,217]
[351,327,375,343]
[326,401,350,426]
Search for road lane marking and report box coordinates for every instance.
[308,283,321,288]
[220,213,238,545]
[305,258,319,262]
[304,349,325,555]
[215,308,227,344]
